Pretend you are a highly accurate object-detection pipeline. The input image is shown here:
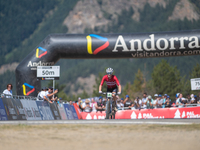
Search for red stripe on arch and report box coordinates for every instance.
[93,41,109,55]
[39,51,47,58]
[26,88,35,96]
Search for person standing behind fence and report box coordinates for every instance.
[37,87,47,100]
[123,95,134,109]
[141,93,147,109]
[3,84,13,98]
[43,86,58,103]
[134,97,142,109]
[91,98,98,112]
[97,96,105,111]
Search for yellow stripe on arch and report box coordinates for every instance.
[36,48,39,58]
[86,36,93,54]
[22,84,27,96]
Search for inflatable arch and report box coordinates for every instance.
[16,30,200,96]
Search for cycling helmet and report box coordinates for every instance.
[106,67,113,74]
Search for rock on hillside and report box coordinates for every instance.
[63,0,199,33]
[168,0,199,21]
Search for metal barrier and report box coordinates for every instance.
[0,93,38,100]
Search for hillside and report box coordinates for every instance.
[0,0,200,97]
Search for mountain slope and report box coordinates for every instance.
[1,0,200,96]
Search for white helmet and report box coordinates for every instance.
[106,68,113,74]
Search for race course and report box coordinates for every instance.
[0,119,200,150]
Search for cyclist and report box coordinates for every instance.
[99,67,121,119]
[99,67,121,95]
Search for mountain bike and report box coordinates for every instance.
[102,92,117,119]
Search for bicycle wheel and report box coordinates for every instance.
[105,99,111,119]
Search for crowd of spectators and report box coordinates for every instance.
[76,92,200,112]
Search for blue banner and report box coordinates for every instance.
[36,101,54,120]
[69,105,78,120]
[0,98,8,120]
[63,104,74,120]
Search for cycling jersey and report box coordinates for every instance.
[100,75,120,89]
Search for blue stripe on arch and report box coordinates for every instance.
[24,83,34,89]
[38,47,46,52]
[89,34,108,42]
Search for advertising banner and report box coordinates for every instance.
[0,98,8,120]
[57,103,68,120]
[191,78,200,90]
[36,101,54,120]
[11,98,26,120]
[63,104,74,120]
[81,106,200,119]
[49,103,61,120]
[73,103,82,119]
[69,105,78,120]
[20,99,41,120]
[1,98,18,120]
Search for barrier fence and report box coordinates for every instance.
[0,96,79,121]
[1,95,200,121]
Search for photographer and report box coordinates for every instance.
[145,95,154,109]
[134,97,142,109]
[43,87,58,103]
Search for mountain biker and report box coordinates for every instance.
[99,67,121,95]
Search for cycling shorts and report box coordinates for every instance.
[107,86,118,93]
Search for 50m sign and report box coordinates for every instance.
[37,66,60,79]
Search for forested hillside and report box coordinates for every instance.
[0,0,200,99]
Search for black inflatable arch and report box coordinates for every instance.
[16,30,200,96]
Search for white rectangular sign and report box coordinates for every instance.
[37,66,60,78]
[191,78,200,90]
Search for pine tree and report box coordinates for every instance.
[151,60,182,101]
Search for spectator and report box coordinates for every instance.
[69,100,73,105]
[186,94,191,104]
[134,97,142,109]
[156,94,163,108]
[190,97,197,105]
[3,84,13,98]
[142,93,147,109]
[162,94,168,108]
[153,94,158,108]
[197,92,200,106]
[77,97,82,105]
[97,96,104,111]
[145,95,154,109]
[82,99,92,112]
[90,98,98,112]
[176,93,184,107]
[120,98,124,108]
[116,98,124,110]
[43,86,58,103]
[37,87,47,100]
[123,95,134,109]
[116,99,122,109]
[154,94,158,100]
[164,96,172,108]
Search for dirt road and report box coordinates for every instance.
[0,124,200,150]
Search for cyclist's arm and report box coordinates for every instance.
[99,76,105,92]
[118,84,121,93]
[99,85,102,92]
